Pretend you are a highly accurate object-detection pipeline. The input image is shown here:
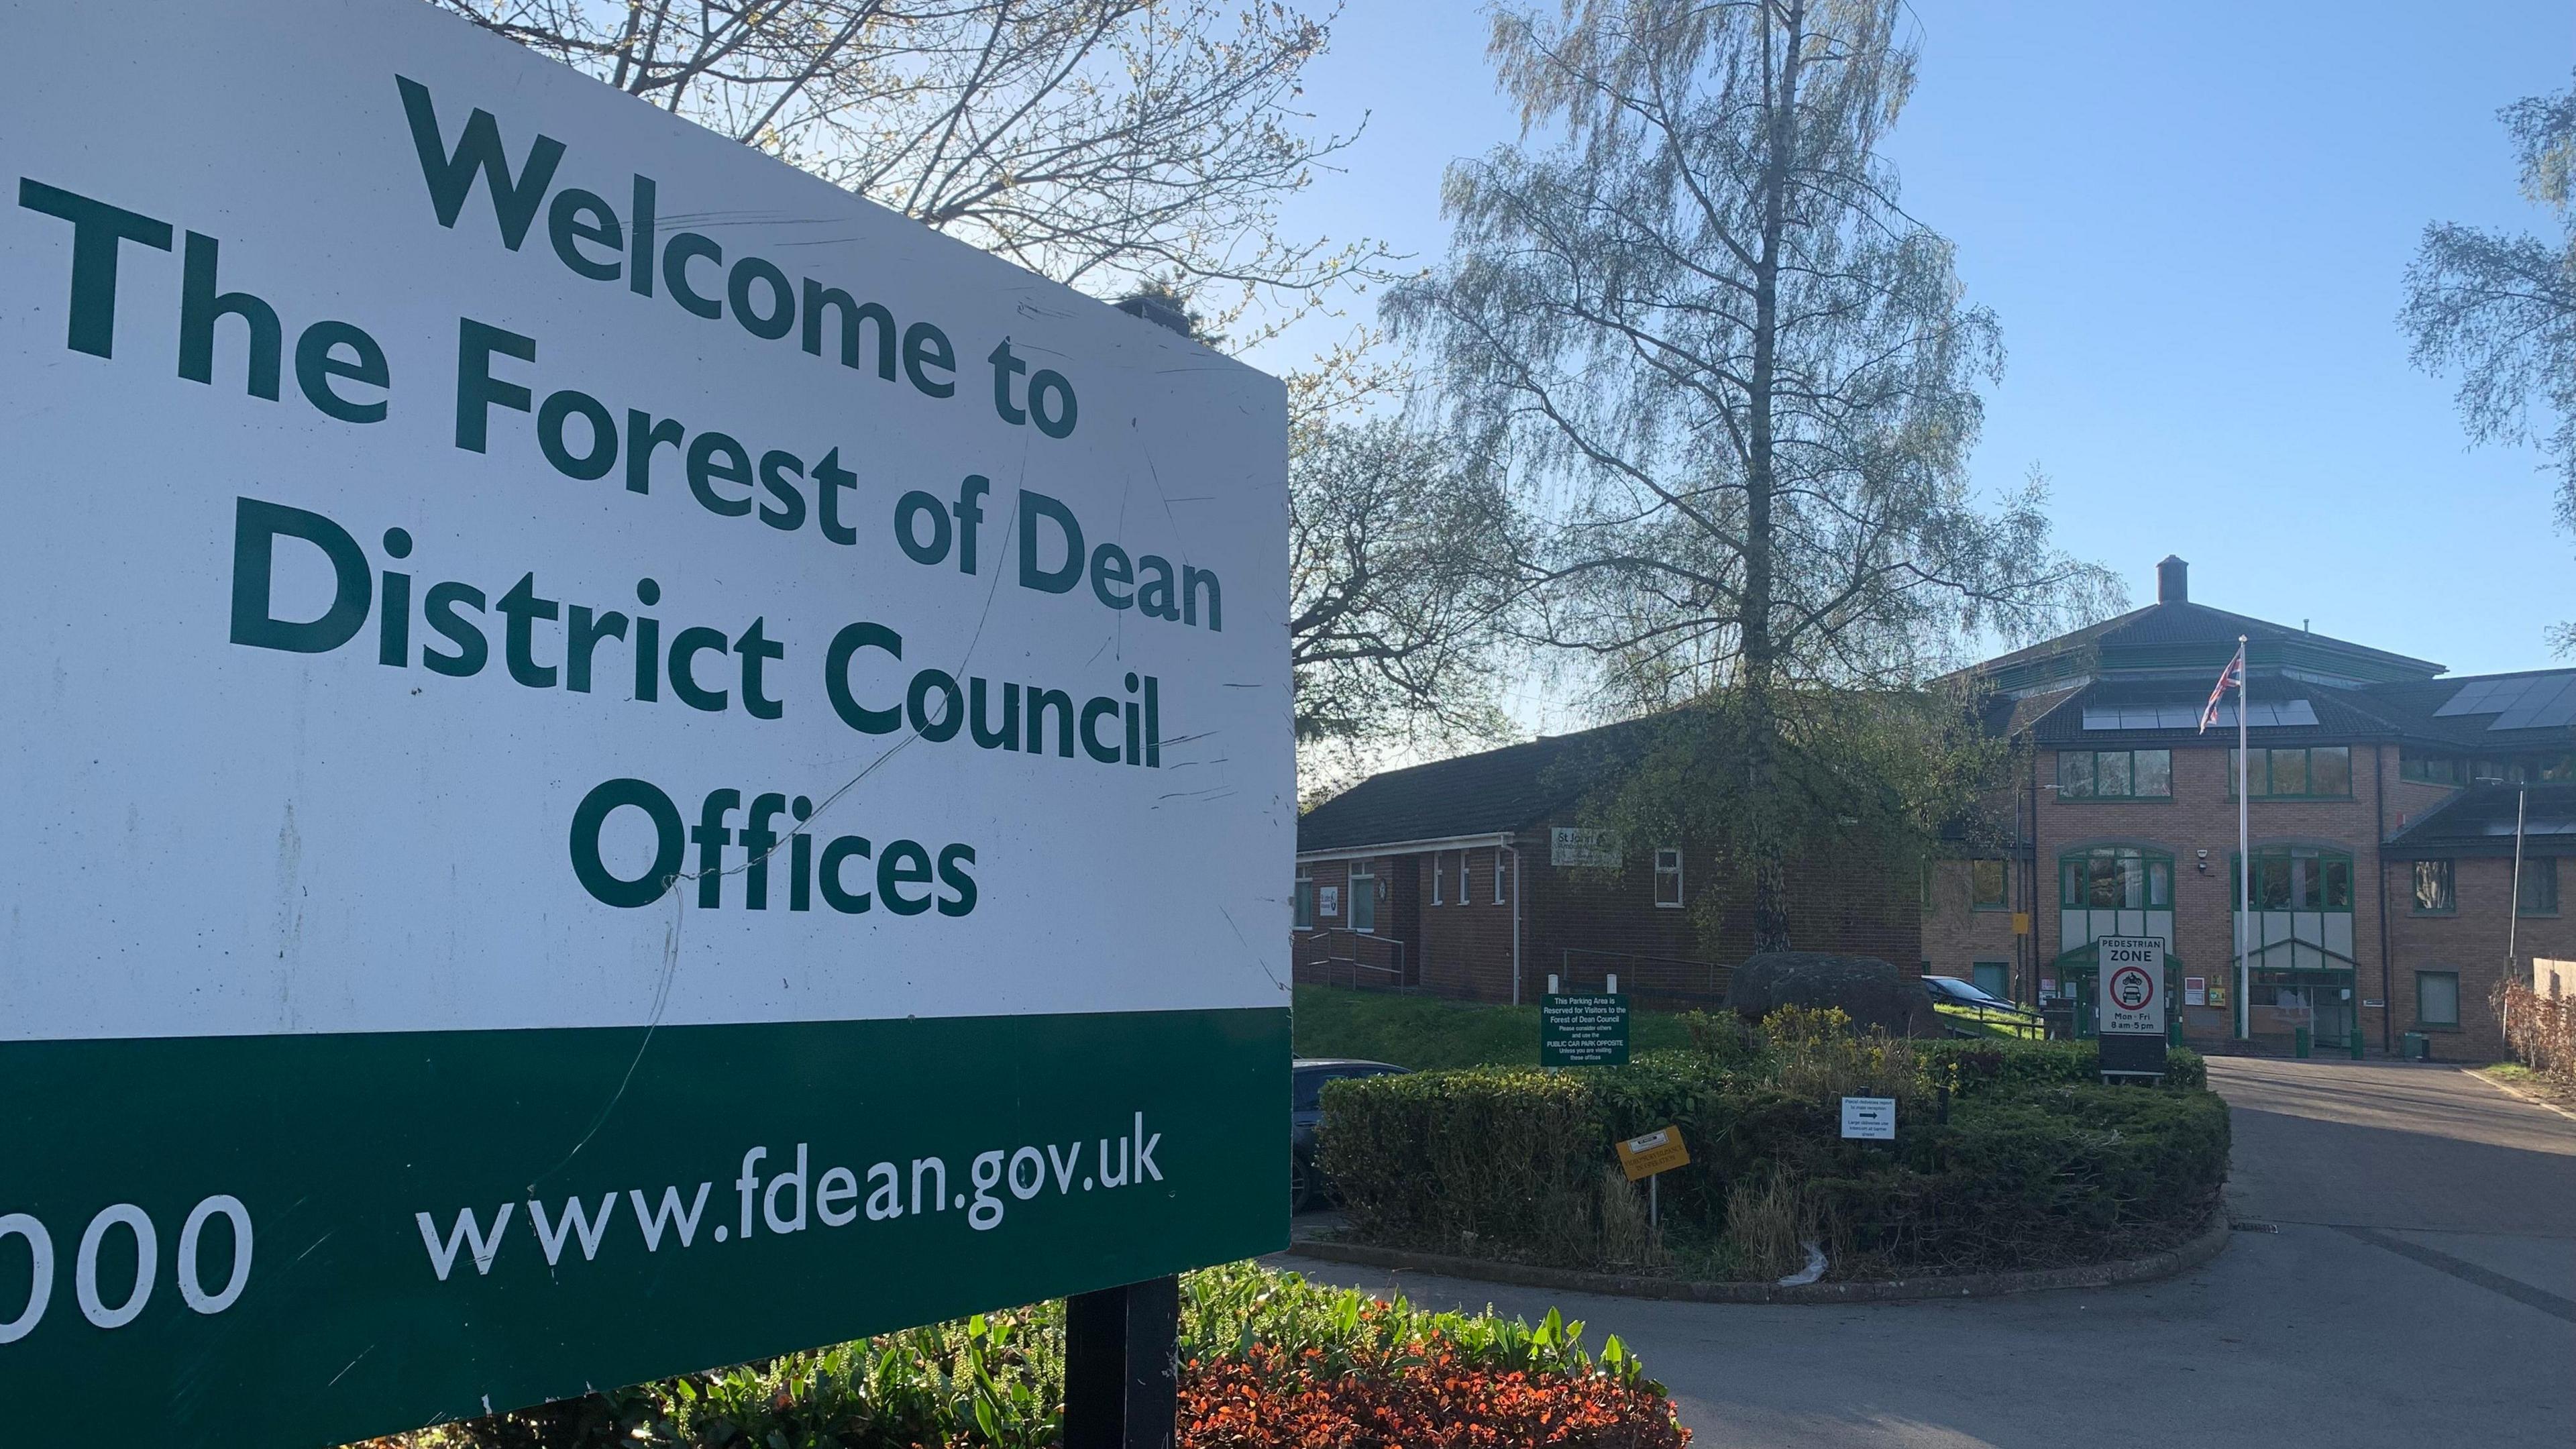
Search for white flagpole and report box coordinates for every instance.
[2236,635,2251,1040]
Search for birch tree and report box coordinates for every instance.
[1389,0,2112,952]
[2402,74,2576,650]
[434,0,1387,334]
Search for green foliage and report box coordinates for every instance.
[376,1263,1662,1449]
[1917,1038,2207,1091]
[1289,984,1697,1069]
[1317,1065,1612,1265]
[1318,1012,2227,1279]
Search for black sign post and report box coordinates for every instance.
[1064,1275,1179,1449]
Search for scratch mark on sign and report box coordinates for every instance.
[326,1343,375,1387]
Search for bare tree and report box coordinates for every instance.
[2402,73,2576,651]
[1389,0,2115,951]
[1289,396,1521,798]
[434,0,1389,335]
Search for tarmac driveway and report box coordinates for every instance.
[1276,1058,2576,1448]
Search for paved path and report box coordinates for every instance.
[1276,1059,2576,1448]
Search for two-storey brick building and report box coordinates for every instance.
[1925,556,2574,1057]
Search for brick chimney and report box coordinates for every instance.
[2157,555,2188,605]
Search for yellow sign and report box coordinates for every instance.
[2012,912,2032,935]
[1615,1126,1690,1181]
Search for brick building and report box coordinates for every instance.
[1924,555,2575,1057]
[1293,721,1919,1004]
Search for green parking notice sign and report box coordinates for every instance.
[0,2,1291,1444]
[1540,994,1631,1067]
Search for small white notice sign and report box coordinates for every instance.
[1840,1096,1896,1140]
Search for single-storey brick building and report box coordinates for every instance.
[1292,721,1918,1004]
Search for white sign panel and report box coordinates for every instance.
[1551,826,1622,868]
[1840,1096,1896,1140]
[0,1,1289,1441]
[2096,936,2167,1036]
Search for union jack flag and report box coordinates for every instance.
[2199,644,2245,734]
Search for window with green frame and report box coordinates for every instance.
[2229,745,2353,798]
[2059,847,2173,910]
[2519,857,2560,916]
[2057,749,2172,799]
[2229,846,2355,911]
[1970,859,2008,910]
[2410,859,2455,914]
[2400,749,2465,786]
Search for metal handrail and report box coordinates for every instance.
[1297,927,1408,989]
[1560,947,1727,998]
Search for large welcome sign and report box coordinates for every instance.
[0,1,1290,1442]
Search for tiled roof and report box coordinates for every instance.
[1972,598,2445,688]
[2384,782,2576,857]
[2094,601,2434,671]
[1296,718,1654,853]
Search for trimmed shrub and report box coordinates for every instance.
[1318,1066,1610,1263]
[1917,1037,2207,1091]
[1809,1085,2231,1271]
[1319,1032,2229,1277]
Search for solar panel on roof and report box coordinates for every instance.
[2081,704,2226,731]
[2436,679,2510,716]
[2197,700,2318,729]
[2492,673,2576,731]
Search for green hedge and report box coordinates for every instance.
[1809,1085,2231,1270]
[1318,1037,2227,1276]
[1917,1037,2207,1091]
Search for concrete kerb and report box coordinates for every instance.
[1282,1211,2235,1305]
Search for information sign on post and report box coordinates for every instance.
[1540,994,1631,1067]
[1839,1097,1897,1140]
[2095,936,2170,1079]
[0,3,1289,1443]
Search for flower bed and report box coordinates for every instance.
[353,1263,1686,1449]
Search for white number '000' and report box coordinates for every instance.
[0,1195,252,1344]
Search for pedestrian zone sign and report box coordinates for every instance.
[2096,937,2167,1036]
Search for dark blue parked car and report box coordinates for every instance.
[1291,1057,1405,1212]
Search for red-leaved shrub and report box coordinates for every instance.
[1181,1343,1690,1449]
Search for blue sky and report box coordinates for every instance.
[1240,1,2576,694]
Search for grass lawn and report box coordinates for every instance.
[1291,984,1700,1069]
[2478,1061,2576,1110]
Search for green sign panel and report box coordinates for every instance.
[0,1,1291,1442]
[1540,994,1631,1067]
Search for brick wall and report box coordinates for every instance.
[1413,845,1521,998]
[1517,821,1919,1004]
[1295,826,1923,1006]
[2036,741,2399,1046]
[2383,855,2576,1058]
[1920,860,2023,991]
[1289,855,1417,987]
